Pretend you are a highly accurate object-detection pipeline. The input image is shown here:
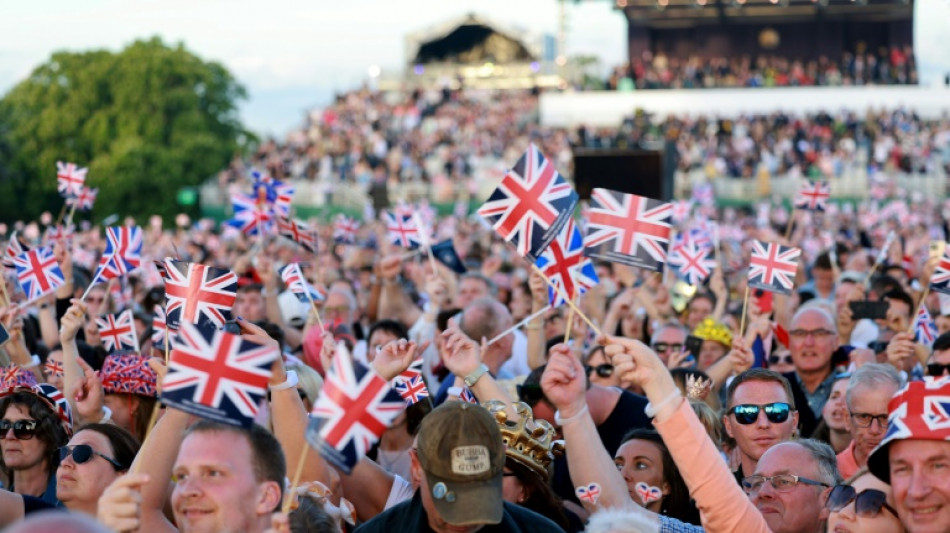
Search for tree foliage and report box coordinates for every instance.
[0,37,249,223]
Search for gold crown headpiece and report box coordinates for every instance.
[691,317,732,347]
[484,400,564,480]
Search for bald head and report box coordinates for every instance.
[4,511,113,533]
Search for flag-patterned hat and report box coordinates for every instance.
[0,365,38,392]
[868,377,950,482]
[1,375,74,436]
[100,352,158,397]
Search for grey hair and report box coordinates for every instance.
[796,438,842,487]
[326,287,357,311]
[584,507,661,533]
[459,297,510,341]
[460,272,498,297]
[650,322,688,345]
[790,305,837,333]
[846,363,902,410]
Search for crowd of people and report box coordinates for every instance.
[606,46,918,91]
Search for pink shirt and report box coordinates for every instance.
[837,440,859,480]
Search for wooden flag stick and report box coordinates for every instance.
[300,274,324,332]
[485,306,549,347]
[530,264,602,337]
[283,445,309,514]
[563,296,576,345]
[65,202,79,228]
[53,203,68,228]
[784,209,796,241]
[907,284,931,336]
[739,285,752,339]
[0,275,10,307]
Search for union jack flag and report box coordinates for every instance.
[72,245,96,272]
[14,248,65,302]
[162,321,278,427]
[228,193,273,236]
[96,310,140,353]
[874,378,950,474]
[915,306,939,347]
[748,241,801,295]
[44,358,64,380]
[100,352,156,397]
[151,304,172,351]
[250,170,294,218]
[109,277,134,313]
[794,181,831,211]
[43,225,75,248]
[3,231,29,271]
[277,217,317,254]
[584,188,673,272]
[535,218,599,306]
[333,215,360,244]
[391,358,429,406]
[163,260,238,329]
[458,386,478,404]
[92,226,142,284]
[576,483,602,505]
[477,144,578,262]
[391,201,415,219]
[383,211,420,249]
[279,263,323,304]
[671,200,693,224]
[56,161,87,198]
[930,248,950,295]
[66,186,98,212]
[691,182,715,206]
[669,239,716,286]
[0,365,37,392]
[34,383,73,430]
[306,344,404,473]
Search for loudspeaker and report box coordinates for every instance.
[572,146,674,201]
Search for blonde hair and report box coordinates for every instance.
[290,363,324,403]
[689,399,723,449]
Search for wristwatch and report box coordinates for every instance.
[463,364,489,387]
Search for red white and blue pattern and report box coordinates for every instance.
[584,188,673,272]
[691,182,715,206]
[250,170,294,218]
[671,200,693,224]
[333,215,360,244]
[384,211,421,249]
[535,218,599,306]
[391,358,429,406]
[44,359,64,380]
[3,231,29,271]
[477,144,578,262]
[162,321,278,427]
[458,387,478,404]
[915,306,939,347]
[0,365,38,393]
[34,383,73,432]
[56,161,87,198]
[794,181,831,211]
[930,248,950,295]
[66,186,98,211]
[44,224,75,247]
[100,352,157,397]
[14,247,65,302]
[96,310,140,354]
[151,305,172,351]
[163,260,238,329]
[92,226,142,284]
[575,483,602,505]
[748,240,801,295]
[668,239,716,286]
[228,193,273,236]
[873,378,950,470]
[307,347,405,474]
[279,263,323,304]
[277,217,317,254]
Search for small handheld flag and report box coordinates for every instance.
[163,260,238,329]
[583,188,673,272]
[14,248,65,303]
[794,181,831,212]
[96,310,140,353]
[748,241,801,295]
[56,161,87,198]
[535,218,599,306]
[391,358,429,406]
[279,263,323,304]
[92,226,143,284]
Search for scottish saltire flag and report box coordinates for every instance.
[96,310,139,354]
[477,144,578,263]
[930,248,950,295]
[250,170,294,218]
[279,263,323,303]
[56,161,87,198]
[384,211,420,249]
[915,306,938,347]
[584,188,673,272]
[668,239,716,286]
[748,241,801,295]
[3,231,29,271]
[333,215,359,244]
[391,358,429,406]
[430,239,467,274]
[14,248,65,303]
[151,305,171,351]
[66,186,98,212]
[276,217,317,254]
[162,321,278,427]
[163,260,238,329]
[92,226,142,283]
[794,181,831,212]
[306,344,404,473]
[535,218,598,306]
[228,193,273,236]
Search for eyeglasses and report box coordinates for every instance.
[788,329,835,340]
[850,412,889,429]
[544,313,564,325]
[0,420,37,440]
[652,342,684,354]
[928,363,950,376]
[517,382,545,406]
[729,403,791,425]
[58,444,125,470]
[323,306,350,315]
[826,485,899,518]
[585,364,614,378]
[742,474,829,495]
[768,354,793,366]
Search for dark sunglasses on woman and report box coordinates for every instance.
[0,419,37,440]
[729,402,791,425]
[58,444,125,470]
[826,485,898,518]
[585,364,614,378]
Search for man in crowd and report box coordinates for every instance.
[650,323,688,366]
[835,363,901,478]
[784,307,839,437]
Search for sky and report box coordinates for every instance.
[0,0,626,137]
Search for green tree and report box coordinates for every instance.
[0,37,250,223]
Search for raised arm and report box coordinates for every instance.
[526,269,549,370]
[376,254,422,327]
[440,323,516,417]
[257,257,303,350]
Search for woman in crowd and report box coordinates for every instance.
[97,352,158,442]
[56,423,140,516]
[825,467,905,533]
[812,373,852,454]
[584,345,630,391]
[691,318,732,371]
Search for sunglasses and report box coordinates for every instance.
[826,485,899,518]
[928,363,950,376]
[0,420,37,440]
[768,354,793,366]
[585,364,614,378]
[729,402,791,425]
[58,444,125,470]
[652,342,684,353]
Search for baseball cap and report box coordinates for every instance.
[867,376,950,482]
[416,402,506,526]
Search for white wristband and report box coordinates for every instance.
[645,389,682,418]
[99,406,113,424]
[22,355,41,369]
[269,370,298,392]
[554,404,589,427]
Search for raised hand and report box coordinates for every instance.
[441,321,482,378]
[604,336,678,406]
[60,301,87,343]
[372,338,428,381]
[74,357,105,423]
[727,336,754,375]
[377,254,403,282]
[540,343,587,419]
[97,473,149,533]
[886,331,916,367]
